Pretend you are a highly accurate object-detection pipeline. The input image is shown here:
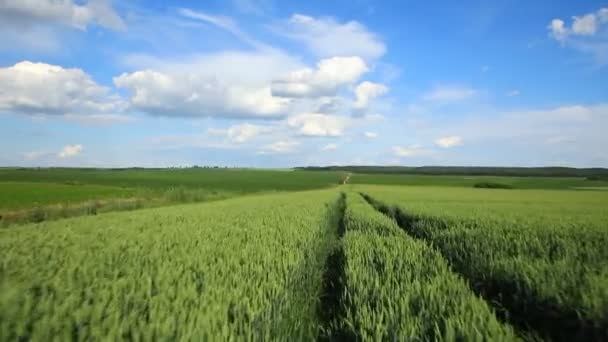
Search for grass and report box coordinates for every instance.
[3,168,605,226]
[334,193,518,340]
[0,182,136,210]
[358,184,608,340]
[1,173,607,339]
[350,173,608,190]
[473,182,513,189]
[0,189,342,340]
[0,168,342,193]
[0,168,344,225]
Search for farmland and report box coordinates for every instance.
[348,173,608,190]
[1,168,607,340]
[0,168,343,225]
[1,190,342,340]
[356,185,608,340]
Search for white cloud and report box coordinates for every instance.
[227,123,268,143]
[412,104,607,147]
[548,7,608,62]
[58,144,83,158]
[506,89,520,97]
[600,8,608,22]
[572,14,598,35]
[63,114,134,125]
[364,131,377,139]
[423,85,477,102]
[271,56,368,98]
[122,50,303,86]
[0,61,125,117]
[392,145,432,157]
[354,81,389,109]
[315,96,344,113]
[211,123,271,143]
[548,19,568,42]
[321,143,338,151]
[287,113,350,137]
[114,69,289,119]
[117,48,313,119]
[274,14,385,60]
[259,140,299,154]
[0,0,125,31]
[178,8,267,49]
[435,136,463,148]
[364,113,385,122]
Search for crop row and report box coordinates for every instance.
[0,190,341,340]
[328,193,518,340]
[361,187,608,341]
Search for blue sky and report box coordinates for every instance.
[0,0,607,167]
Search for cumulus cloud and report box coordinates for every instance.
[364,131,377,139]
[122,50,303,87]
[116,48,313,119]
[0,61,125,117]
[392,145,432,157]
[287,113,350,137]
[548,7,608,62]
[354,81,389,109]
[271,56,368,98]
[274,14,385,60]
[572,14,599,35]
[423,85,477,102]
[58,144,83,158]
[114,69,289,119]
[0,0,125,31]
[548,19,568,42]
[314,96,344,113]
[259,140,299,154]
[435,136,463,148]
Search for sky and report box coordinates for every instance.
[0,0,607,168]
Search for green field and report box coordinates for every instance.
[356,185,608,340]
[0,168,342,193]
[0,168,344,225]
[349,173,608,190]
[1,177,607,340]
[0,182,137,210]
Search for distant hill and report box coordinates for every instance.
[295,166,608,178]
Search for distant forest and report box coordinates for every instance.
[296,166,608,178]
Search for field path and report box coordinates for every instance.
[342,173,352,184]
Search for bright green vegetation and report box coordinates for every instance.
[0,182,136,210]
[0,190,341,340]
[349,173,608,190]
[299,165,608,178]
[2,179,606,340]
[0,168,343,225]
[358,185,608,340]
[0,168,342,193]
[337,193,518,340]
